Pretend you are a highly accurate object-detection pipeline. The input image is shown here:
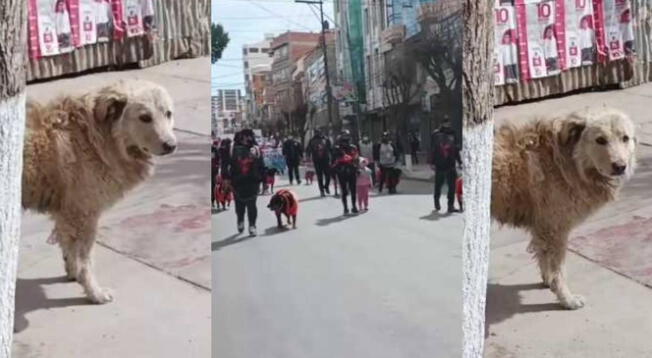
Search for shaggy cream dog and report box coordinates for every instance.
[22,80,177,303]
[492,107,636,309]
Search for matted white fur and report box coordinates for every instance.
[22,80,177,304]
[491,106,636,309]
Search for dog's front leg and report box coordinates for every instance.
[57,212,113,304]
[535,228,584,309]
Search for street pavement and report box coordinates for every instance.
[213,176,463,358]
[484,83,652,358]
[13,57,211,357]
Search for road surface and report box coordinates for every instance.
[213,175,463,358]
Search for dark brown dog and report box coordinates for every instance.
[267,189,298,229]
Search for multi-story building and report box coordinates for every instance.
[362,0,389,121]
[268,31,321,128]
[212,89,244,135]
[302,34,338,133]
[242,34,274,126]
[333,0,366,136]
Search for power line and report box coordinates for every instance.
[243,0,314,31]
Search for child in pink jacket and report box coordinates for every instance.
[357,158,373,211]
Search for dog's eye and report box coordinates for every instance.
[595,137,607,145]
[623,135,630,142]
[165,110,172,119]
[139,114,152,123]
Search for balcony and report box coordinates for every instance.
[381,24,405,45]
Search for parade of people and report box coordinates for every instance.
[213,125,463,236]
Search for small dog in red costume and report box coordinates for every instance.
[267,189,299,229]
[215,176,233,210]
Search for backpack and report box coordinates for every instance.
[230,144,262,182]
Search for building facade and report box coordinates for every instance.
[242,34,274,126]
[268,32,322,129]
[212,89,244,135]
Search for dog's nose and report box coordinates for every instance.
[612,162,626,175]
[162,142,177,154]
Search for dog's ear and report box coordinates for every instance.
[94,90,128,123]
[558,115,586,147]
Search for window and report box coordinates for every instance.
[364,9,369,36]
[262,48,269,53]
[249,48,259,53]
[244,61,249,69]
[243,48,247,55]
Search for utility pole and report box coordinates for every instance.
[295,0,334,132]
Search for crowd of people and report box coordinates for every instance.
[212,123,462,236]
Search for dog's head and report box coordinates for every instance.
[95,80,177,157]
[559,107,636,182]
[267,194,286,213]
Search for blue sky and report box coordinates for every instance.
[212,0,334,95]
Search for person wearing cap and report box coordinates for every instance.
[222,129,265,236]
[306,129,333,197]
[430,122,462,213]
[373,131,400,194]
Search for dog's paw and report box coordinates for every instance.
[46,230,60,245]
[561,294,585,310]
[88,289,114,304]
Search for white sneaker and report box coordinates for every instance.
[237,222,244,233]
[249,226,257,236]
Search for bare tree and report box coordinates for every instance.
[412,0,463,135]
[462,1,495,357]
[0,0,26,354]
[382,43,425,150]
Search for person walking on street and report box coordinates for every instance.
[356,157,373,211]
[212,139,220,209]
[306,129,332,197]
[332,130,360,215]
[410,132,420,165]
[430,122,462,213]
[282,134,303,185]
[359,135,376,186]
[373,132,400,194]
[221,129,265,236]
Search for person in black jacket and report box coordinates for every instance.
[331,130,360,214]
[430,122,462,213]
[282,135,303,185]
[306,129,332,197]
[222,129,265,236]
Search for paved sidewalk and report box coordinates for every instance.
[485,83,652,357]
[13,57,211,357]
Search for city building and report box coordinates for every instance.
[242,34,275,126]
[212,89,244,135]
[333,0,366,137]
[268,31,322,130]
[362,0,389,128]
[302,34,338,134]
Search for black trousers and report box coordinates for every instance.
[314,161,331,194]
[411,150,419,164]
[434,168,457,210]
[211,170,217,206]
[337,172,357,210]
[287,161,300,184]
[378,165,396,192]
[235,196,258,226]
